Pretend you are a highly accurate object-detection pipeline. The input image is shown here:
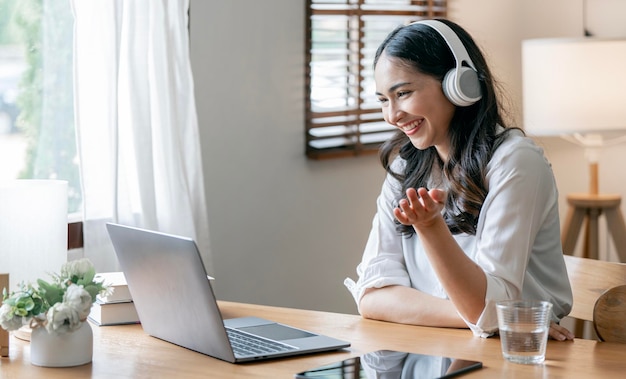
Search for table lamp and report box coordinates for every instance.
[522,37,626,262]
[0,180,68,340]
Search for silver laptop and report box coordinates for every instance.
[105,223,350,363]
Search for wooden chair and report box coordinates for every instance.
[593,284,626,343]
[564,255,626,339]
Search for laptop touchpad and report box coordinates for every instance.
[238,324,315,340]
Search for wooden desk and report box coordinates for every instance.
[2,301,626,378]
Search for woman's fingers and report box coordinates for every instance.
[549,322,574,341]
[395,188,446,226]
[429,188,447,204]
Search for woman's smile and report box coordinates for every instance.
[398,119,424,135]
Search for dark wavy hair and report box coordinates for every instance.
[375,19,520,236]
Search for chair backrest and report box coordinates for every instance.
[564,255,626,322]
[593,284,626,343]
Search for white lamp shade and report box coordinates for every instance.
[0,180,68,291]
[523,38,626,136]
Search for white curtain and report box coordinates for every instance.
[71,0,211,274]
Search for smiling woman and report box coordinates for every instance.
[345,19,574,342]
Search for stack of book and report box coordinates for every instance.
[89,272,140,326]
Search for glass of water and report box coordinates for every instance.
[496,300,553,364]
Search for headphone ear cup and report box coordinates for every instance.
[442,66,482,107]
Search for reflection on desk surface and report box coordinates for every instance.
[295,349,483,379]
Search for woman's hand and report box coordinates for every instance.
[394,187,446,228]
[549,322,574,341]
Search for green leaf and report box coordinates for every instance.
[30,296,45,315]
[19,296,35,311]
[15,308,28,317]
[76,267,96,286]
[36,278,63,306]
[82,284,100,302]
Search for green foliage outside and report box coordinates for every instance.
[0,0,19,44]
[0,0,82,213]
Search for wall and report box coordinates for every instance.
[190,1,380,315]
[190,0,626,316]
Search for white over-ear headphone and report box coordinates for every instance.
[414,19,482,107]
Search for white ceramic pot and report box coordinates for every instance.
[30,321,93,367]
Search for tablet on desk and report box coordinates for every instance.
[295,350,482,378]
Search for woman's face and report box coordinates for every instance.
[375,53,455,161]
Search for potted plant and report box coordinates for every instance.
[0,258,110,367]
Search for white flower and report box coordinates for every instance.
[0,303,24,331]
[63,284,93,320]
[45,284,92,333]
[45,302,81,334]
[61,258,94,279]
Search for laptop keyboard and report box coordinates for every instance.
[226,328,298,357]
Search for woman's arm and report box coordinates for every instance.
[360,284,572,340]
[395,187,487,324]
[359,285,467,328]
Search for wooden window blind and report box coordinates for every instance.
[305,0,447,159]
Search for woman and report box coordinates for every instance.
[344,19,574,340]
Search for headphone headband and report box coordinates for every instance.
[414,19,478,72]
[412,19,482,107]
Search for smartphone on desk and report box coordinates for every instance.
[295,350,482,379]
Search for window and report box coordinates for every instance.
[305,0,447,159]
[1,0,81,248]
[0,0,81,213]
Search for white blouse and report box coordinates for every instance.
[344,130,573,337]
